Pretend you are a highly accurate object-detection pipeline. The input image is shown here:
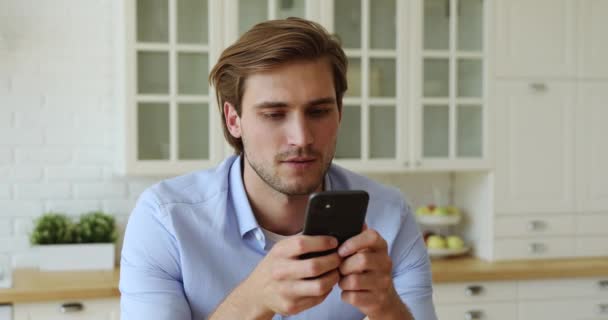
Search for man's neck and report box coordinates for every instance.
[241,158,322,236]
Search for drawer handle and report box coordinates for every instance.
[465,310,483,320]
[530,82,547,91]
[60,302,84,313]
[528,242,546,254]
[465,285,484,296]
[527,220,545,231]
[598,280,608,289]
[598,303,608,314]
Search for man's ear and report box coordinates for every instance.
[224,102,242,138]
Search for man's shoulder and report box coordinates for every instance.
[328,164,405,206]
[140,156,236,207]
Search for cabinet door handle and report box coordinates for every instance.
[527,220,545,231]
[598,280,608,289]
[530,82,547,91]
[528,242,546,254]
[465,285,484,296]
[597,303,608,314]
[60,302,84,313]
[464,310,483,320]
[404,161,410,167]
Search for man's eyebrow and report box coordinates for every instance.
[252,97,337,110]
[253,101,289,109]
[305,97,337,107]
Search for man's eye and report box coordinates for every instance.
[263,113,284,120]
[310,109,330,117]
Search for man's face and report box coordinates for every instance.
[225,58,341,196]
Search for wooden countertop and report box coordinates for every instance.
[431,256,608,283]
[0,268,120,303]
[1,257,608,303]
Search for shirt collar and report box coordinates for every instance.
[228,155,334,238]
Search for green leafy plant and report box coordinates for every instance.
[30,211,118,245]
[77,211,118,243]
[30,212,78,245]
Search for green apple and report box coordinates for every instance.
[416,206,432,215]
[446,235,464,249]
[433,207,450,216]
[426,235,446,249]
[446,206,461,216]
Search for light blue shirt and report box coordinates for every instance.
[120,156,437,320]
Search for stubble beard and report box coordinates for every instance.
[243,147,334,196]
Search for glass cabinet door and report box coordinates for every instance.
[237,0,308,36]
[333,0,400,163]
[129,0,217,174]
[420,0,485,163]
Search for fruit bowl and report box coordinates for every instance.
[427,246,470,259]
[415,205,462,226]
[415,214,461,226]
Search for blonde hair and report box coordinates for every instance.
[209,17,348,154]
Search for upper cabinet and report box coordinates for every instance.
[121,0,489,175]
[323,0,408,171]
[576,83,608,212]
[494,81,575,213]
[413,0,489,170]
[495,0,577,79]
[578,0,608,79]
[122,0,225,175]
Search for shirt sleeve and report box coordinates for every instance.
[390,199,438,320]
[119,190,192,320]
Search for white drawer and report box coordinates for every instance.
[519,277,608,299]
[495,214,575,237]
[519,299,608,320]
[435,302,518,320]
[434,282,517,304]
[13,298,120,320]
[577,214,608,235]
[494,237,575,260]
[576,236,608,257]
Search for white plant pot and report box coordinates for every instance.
[35,243,115,271]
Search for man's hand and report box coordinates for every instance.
[337,226,412,320]
[210,235,341,319]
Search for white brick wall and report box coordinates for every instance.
[0,0,451,270]
[0,0,146,267]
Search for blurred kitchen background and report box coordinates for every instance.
[1,0,607,319]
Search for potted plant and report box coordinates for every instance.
[31,211,118,271]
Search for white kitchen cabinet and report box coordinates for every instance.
[13,298,120,320]
[411,0,490,171]
[120,0,226,175]
[495,0,577,79]
[494,214,575,238]
[493,237,576,260]
[576,83,608,212]
[120,0,490,175]
[434,281,518,320]
[435,302,518,320]
[434,277,608,320]
[579,0,608,79]
[494,81,575,213]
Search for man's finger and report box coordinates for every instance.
[274,235,338,258]
[288,269,340,297]
[339,272,392,291]
[338,251,390,275]
[338,229,387,257]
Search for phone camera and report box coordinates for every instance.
[324,203,332,209]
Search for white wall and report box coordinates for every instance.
[0,0,451,268]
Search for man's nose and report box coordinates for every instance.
[286,115,313,147]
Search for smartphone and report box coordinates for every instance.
[299,190,369,259]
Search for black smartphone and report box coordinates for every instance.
[299,190,369,259]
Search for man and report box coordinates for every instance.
[120,18,436,320]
